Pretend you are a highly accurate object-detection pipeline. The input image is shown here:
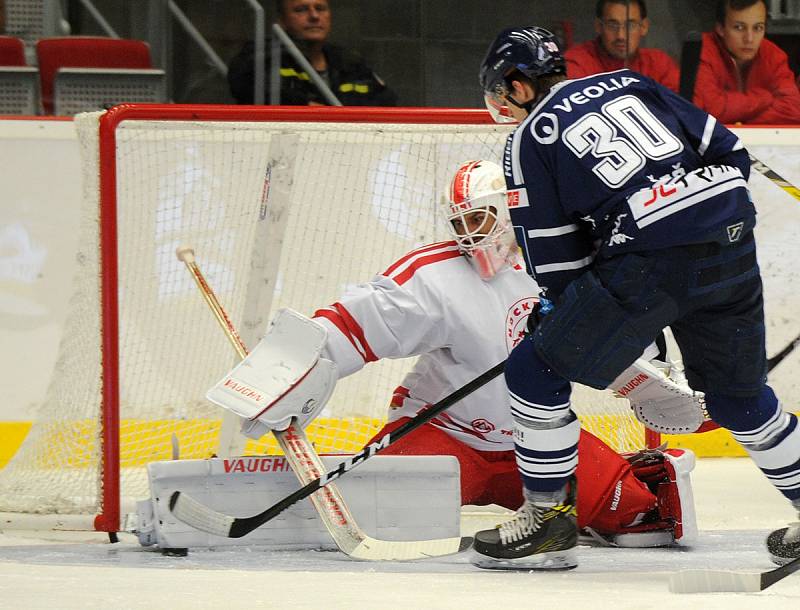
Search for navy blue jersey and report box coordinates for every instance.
[505,69,755,299]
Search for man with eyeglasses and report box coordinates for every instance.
[565,0,679,92]
[692,0,800,124]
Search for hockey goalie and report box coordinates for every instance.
[208,160,701,547]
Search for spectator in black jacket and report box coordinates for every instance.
[228,0,397,106]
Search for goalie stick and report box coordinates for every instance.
[669,556,800,593]
[172,245,472,560]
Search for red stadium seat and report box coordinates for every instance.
[0,36,27,66]
[35,36,154,114]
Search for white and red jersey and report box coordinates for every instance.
[313,241,539,452]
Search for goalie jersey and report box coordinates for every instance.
[314,241,537,452]
[506,68,756,299]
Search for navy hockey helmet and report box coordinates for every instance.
[479,27,566,122]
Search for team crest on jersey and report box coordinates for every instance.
[471,418,495,434]
[506,296,538,351]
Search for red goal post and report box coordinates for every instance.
[95,104,508,532]
[0,105,658,534]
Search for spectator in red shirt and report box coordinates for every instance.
[693,0,800,124]
[565,0,679,92]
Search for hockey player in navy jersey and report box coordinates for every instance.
[474,25,800,570]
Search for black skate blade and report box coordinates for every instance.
[471,549,577,571]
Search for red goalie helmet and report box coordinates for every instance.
[441,160,519,280]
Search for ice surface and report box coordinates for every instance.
[1,458,798,609]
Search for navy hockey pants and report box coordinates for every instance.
[533,230,766,397]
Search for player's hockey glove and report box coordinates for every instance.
[526,296,553,334]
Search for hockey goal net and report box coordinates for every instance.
[0,105,657,532]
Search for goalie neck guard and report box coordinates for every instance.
[442,160,519,280]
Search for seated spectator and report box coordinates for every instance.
[565,0,679,91]
[693,0,800,124]
[228,0,397,106]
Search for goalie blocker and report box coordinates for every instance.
[206,308,338,438]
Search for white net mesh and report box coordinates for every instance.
[0,110,652,523]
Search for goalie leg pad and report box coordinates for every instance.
[576,434,698,547]
[624,447,698,546]
[659,448,698,545]
[135,455,461,551]
[206,308,338,435]
[575,430,657,532]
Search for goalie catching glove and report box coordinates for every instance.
[610,357,707,434]
[206,308,338,438]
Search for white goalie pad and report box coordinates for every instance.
[610,358,706,434]
[206,308,338,434]
[662,448,698,546]
[128,455,461,552]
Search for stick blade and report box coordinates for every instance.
[348,535,474,561]
[669,568,763,593]
[169,491,236,538]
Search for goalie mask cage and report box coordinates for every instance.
[0,105,658,533]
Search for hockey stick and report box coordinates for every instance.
[684,331,800,434]
[669,556,800,593]
[171,245,472,560]
[749,154,800,203]
[747,155,800,373]
[171,353,505,539]
[679,31,800,204]
[768,333,800,372]
[678,29,800,373]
